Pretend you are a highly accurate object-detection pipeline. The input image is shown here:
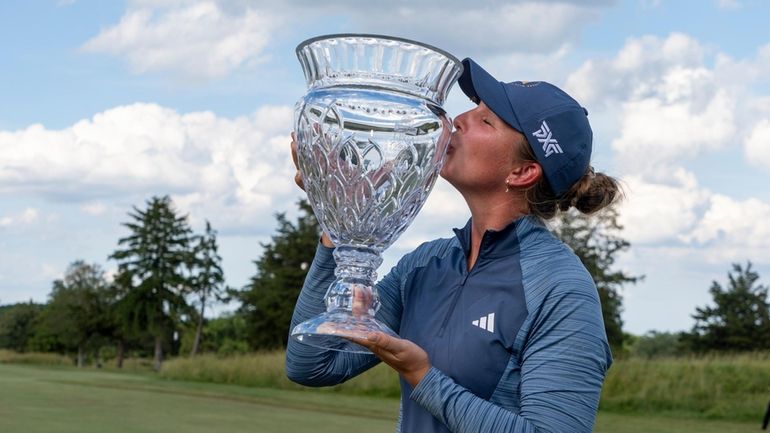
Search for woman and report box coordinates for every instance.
[286,58,619,433]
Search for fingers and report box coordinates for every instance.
[347,332,391,356]
[351,285,373,316]
[347,333,431,388]
[353,332,398,353]
[294,172,304,190]
[290,132,299,166]
[367,332,398,353]
[290,132,305,190]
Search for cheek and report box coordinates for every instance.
[481,139,514,167]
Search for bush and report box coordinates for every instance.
[601,352,770,421]
[9,347,766,422]
[160,352,292,389]
[628,331,688,358]
[0,349,72,366]
[159,351,400,397]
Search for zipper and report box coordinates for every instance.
[437,228,493,337]
[437,268,472,337]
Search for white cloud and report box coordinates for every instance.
[611,80,735,174]
[569,35,770,164]
[716,0,742,9]
[0,208,41,228]
[344,1,608,56]
[566,33,707,108]
[682,194,770,263]
[80,202,108,216]
[565,33,757,178]
[617,174,708,244]
[82,0,615,79]
[613,154,770,270]
[273,0,614,56]
[19,208,39,224]
[0,103,296,234]
[573,32,770,273]
[41,264,63,280]
[745,118,770,170]
[81,1,277,78]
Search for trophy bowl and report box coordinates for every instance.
[291,34,462,353]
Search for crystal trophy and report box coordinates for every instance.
[291,34,462,353]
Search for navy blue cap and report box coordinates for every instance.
[458,58,592,197]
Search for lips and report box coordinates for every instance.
[446,135,457,155]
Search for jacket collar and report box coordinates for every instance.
[453,215,543,259]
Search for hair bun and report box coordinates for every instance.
[567,171,621,215]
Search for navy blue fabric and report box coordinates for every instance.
[458,58,592,197]
[398,219,528,433]
[286,215,612,433]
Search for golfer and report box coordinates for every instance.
[286,58,618,433]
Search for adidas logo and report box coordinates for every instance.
[471,312,495,333]
[532,120,563,157]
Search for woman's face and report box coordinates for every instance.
[440,102,524,193]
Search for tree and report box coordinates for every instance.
[0,302,44,352]
[686,262,770,352]
[32,261,112,366]
[187,221,228,356]
[550,207,642,353]
[235,200,321,350]
[179,313,249,356]
[628,331,688,359]
[103,268,137,368]
[109,196,194,370]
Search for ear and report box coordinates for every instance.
[507,161,542,189]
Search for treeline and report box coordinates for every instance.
[0,196,321,370]
[627,262,770,356]
[1,197,769,370]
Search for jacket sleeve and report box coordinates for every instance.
[285,242,405,386]
[409,278,612,433]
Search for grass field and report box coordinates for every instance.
[0,364,763,433]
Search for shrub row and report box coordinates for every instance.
[4,349,769,421]
[158,352,401,398]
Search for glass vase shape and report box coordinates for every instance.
[291,34,462,353]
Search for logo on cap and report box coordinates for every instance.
[533,120,563,158]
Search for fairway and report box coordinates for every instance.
[0,364,399,433]
[0,364,761,433]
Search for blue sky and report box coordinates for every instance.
[2,0,769,335]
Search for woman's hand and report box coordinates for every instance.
[291,131,335,248]
[290,132,304,190]
[350,332,431,388]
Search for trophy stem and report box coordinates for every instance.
[291,245,398,353]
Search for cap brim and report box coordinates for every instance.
[458,58,522,132]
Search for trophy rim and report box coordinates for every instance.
[295,33,462,67]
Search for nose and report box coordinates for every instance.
[454,110,467,132]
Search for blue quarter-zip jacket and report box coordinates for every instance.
[286,215,612,433]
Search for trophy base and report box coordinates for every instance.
[291,310,398,354]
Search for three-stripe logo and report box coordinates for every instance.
[472,312,495,333]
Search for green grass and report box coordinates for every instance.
[601,353,770,421]
[0,349,72,366]
[0,363,399,433]
[160,351,770,421]
[594,412,761,433]
[0,363,765,433]
[160,351,401,397]
[7,350,770,424]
